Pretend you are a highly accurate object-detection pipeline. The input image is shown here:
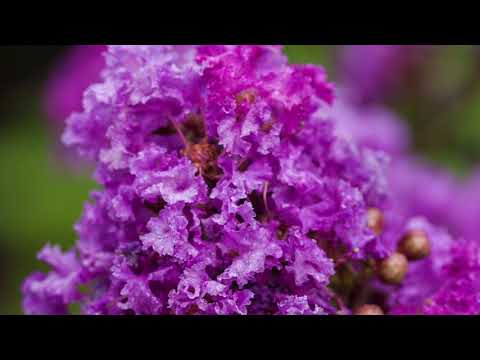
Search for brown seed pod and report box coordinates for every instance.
[377,252,408,285]
[235,89,256,105]
[183,141,222,180]
[398,229,431,260]
[367,208,384,235]
[353,304,384,315]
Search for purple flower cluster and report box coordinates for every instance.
[385,161,480,314]
[330,91,480,314]
[23,45,480,315]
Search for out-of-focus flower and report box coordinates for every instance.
[331,89,480,245]
[338,45,429,104]
[330,92,410,156]
[44,46,107,125]
[330,88,480,315]
[42,45,107,169]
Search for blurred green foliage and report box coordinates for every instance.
[1,45,480,314]
[0,91,95,314]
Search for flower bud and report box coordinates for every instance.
[398,229,430,260]
[367,208,384,235]
[377,252,408,285]
[353,304,384,315]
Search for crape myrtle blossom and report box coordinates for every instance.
[389,224,480,315]
[338,45,429,105]
[330,92,410,156]
[44,45,107,124]
[331,92,480,314]
[386,163,480,314]
[23,45,479,315]
[42,45,107,169]
[333,94,480,242]
[331,92,480,240]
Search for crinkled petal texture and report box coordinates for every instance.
[22,245,83,315]
[24,45,442,315]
